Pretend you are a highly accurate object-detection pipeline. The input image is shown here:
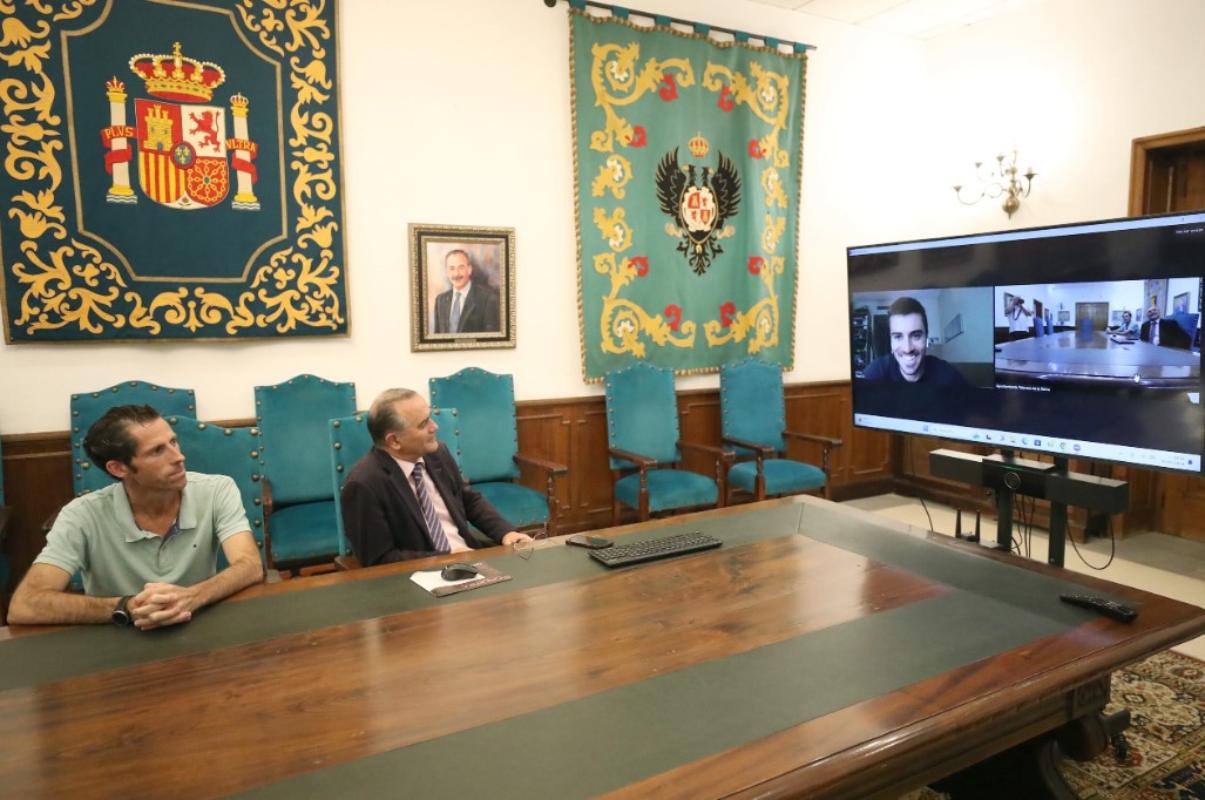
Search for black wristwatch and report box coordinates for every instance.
[111,595,133,626]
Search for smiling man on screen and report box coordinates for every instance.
[862,296,968,387]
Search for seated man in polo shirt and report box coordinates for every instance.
[8,405,263,628]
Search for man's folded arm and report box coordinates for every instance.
[8,563,117,625]
[193,530,264,605]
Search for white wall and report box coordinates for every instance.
[917,0,1205,237]
[5,0,1205,435]
[935,288,993,364]
[0,0,927,434]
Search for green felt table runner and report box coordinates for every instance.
[242,588,1073,799]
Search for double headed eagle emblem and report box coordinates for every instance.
[654,144,741,275]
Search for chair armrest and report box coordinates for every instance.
[259,477,275,569]
[41,509,59,534]
[0,505,10,546]
[783,430,842,481]
[608,447,657,468]
[513,452,569,476]
[677,440,735,463]
[721,436,776,457]
[783,430,844,449]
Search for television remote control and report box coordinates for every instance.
[1059,594,1138,623]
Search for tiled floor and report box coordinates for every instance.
[843,494,1205,660]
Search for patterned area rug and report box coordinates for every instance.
[899,649,1205,800]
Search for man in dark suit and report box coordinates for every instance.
[340,388,531,566]
[1140,306,1191,349]
[432,249,501,334]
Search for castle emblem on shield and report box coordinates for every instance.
[100,42,259,211]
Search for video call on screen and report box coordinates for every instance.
[846,213,1205,474]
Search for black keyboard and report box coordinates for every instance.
[589,531,722,568]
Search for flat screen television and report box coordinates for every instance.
[847,211,1205,475]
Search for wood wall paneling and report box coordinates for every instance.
[0,433,73,606]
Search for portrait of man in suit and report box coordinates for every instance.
[410,224,514,352]
[431,249,501,335]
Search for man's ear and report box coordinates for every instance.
[106,459,130,480]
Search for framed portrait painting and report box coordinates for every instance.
[410,224,516,351]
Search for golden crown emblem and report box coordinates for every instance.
[129,42,226,103]
[688,132,710,159]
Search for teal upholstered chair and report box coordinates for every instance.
[0,436,11,614]
[430,407,463,468]
[429,369,567,533]
[327,408,461,569]
[255,374,356,569]
[603,363,732,523]
[166,416,266,569]
[720,358,843,502]
[70,381,197,496]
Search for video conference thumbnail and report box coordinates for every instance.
[852,277,1201,392]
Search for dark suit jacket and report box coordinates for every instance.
[433,281,500,334]
[1140,318,1191,349]
[340,444,513,566]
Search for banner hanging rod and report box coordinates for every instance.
[542,0,817,52]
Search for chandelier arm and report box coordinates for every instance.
[954,186,986,205]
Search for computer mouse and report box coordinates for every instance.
[440,562,479,581]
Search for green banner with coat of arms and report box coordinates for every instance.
[0,0,347,343]
[571,9,806,380]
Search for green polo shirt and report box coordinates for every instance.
[35,472,250,598]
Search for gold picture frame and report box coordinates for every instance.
[410,223,516,351]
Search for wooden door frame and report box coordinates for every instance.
[1128,125,1205,216]
[1127,125,1205,538]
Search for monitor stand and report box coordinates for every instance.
[929,448,1130,568]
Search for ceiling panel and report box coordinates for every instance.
[795,0,911,25]
[747,0,1036,40]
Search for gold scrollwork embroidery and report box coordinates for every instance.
[592,206,632,252]
[703,256,783,352]
[693,61,794,352]
[2,0,345,340]
[588,41,693,153]
[591,153,632,198]
[594,253,696,356]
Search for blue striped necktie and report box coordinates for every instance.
[411,460,450,552]
[450,292,462,332]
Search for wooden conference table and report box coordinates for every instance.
[1,496,1203,799]
[995,329,1200,387]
